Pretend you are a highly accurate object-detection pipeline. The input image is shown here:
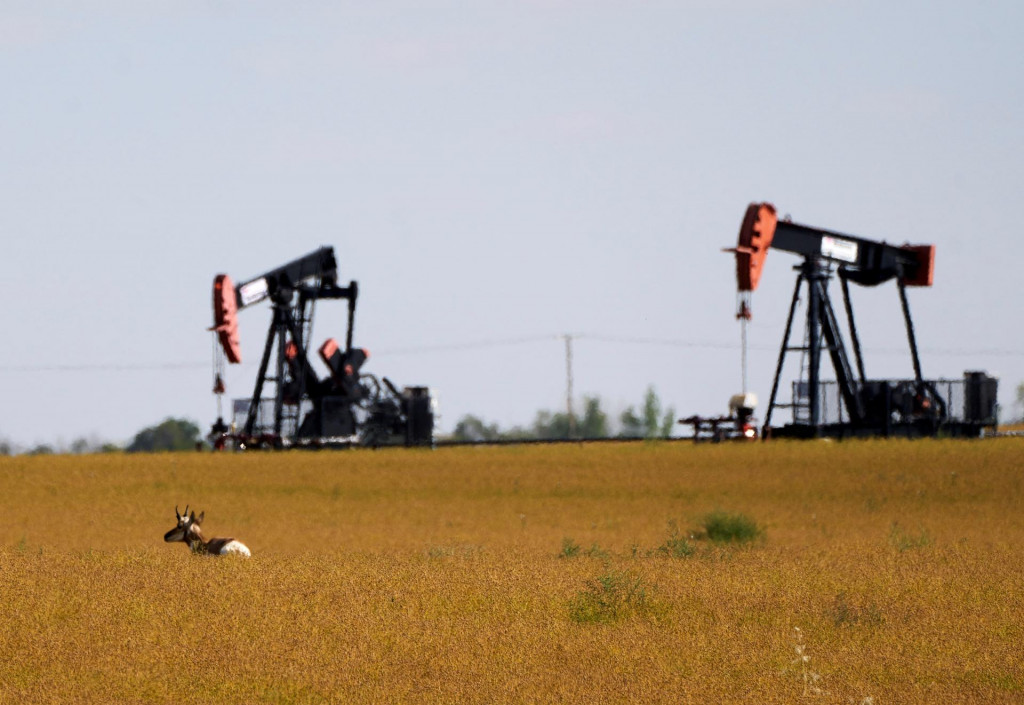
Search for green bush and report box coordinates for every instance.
[569,570,654,624]
[701,510,762,544]
[559,537,581,558]
[559,538,609,559]
[657,520,695,557]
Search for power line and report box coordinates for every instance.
[0,362,212,372]
[371,334,561,356]
[850,347,1024,358]
[373,333,754,355]
[576,333,753,350]
[0,336,1021,374]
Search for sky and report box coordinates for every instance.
[1,1,1022,448]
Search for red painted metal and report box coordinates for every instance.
[211,274,242,364]
[319,338,339,362]
[732,202,778,293]
[900,244,935,287]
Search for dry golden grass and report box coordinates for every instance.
[1,440,1022,703]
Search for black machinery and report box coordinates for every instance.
[209,247,433,449]
[730,202,997,439]
[679,393,759,443]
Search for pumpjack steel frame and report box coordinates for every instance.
[730,203,996,439]
[210,247,434,448]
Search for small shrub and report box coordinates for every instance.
[830,591,884,627]
[569,569,654,624]
[559,537,581,558]
[889,522,932,551]
[657,520,695,558]
[559,538,609,559]
[701,510,762,544]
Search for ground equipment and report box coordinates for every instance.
[209,247,433,449]
[679,393,759,442]
[729,202,997,439]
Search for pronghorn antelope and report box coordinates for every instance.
[164,506,251,557]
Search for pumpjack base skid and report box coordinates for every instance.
[766,420,991,440]
[763,372,998,440]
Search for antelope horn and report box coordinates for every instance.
[175,505,181,520]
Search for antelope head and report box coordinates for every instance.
[164,505,205,545]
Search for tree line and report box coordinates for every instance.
[0,385,677,455]
[450,386,676,442]
[0,418,203,456]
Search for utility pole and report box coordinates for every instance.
[564,334,576,438]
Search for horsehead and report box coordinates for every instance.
[163,505,251,557]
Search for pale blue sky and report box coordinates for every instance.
[2,1,1022,446]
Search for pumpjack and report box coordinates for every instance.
[209,247,433,449]
[730,202,997,439]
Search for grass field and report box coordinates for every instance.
[0,440,1022,703]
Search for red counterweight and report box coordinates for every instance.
[899,244,935,287]
[211,274,242,364]
[733,202,778,293]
